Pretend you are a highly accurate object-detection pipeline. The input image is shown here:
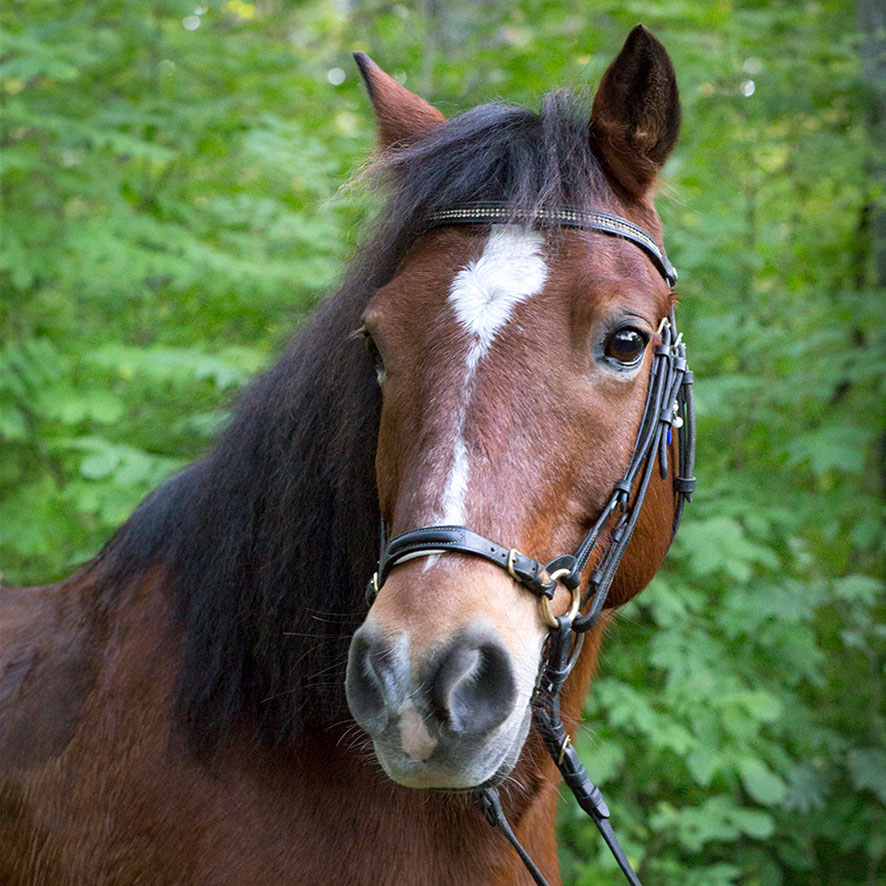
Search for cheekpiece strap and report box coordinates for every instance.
[426,202,678,288]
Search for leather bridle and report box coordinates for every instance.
[365,202,696,886]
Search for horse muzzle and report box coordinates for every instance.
[345,618,534,789]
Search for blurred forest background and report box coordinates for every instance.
[1,0,884,883]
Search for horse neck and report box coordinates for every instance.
[207,723,563,885]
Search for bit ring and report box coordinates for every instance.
[541,568,581,628]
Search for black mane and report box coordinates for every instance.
[98,90,613,745]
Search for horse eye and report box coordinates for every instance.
[364,333,382,365]
[604,327,648,366]
[363,332,386,383]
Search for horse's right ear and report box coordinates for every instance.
[590,25,681,198]
[353,53,446,150]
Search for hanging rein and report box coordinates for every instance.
[366,202,697,886]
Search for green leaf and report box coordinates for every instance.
[783,762,830,813]
[79,451,119,479]
[675,516,779,581]
[686,747,720,787]
[726,806,775,840]
[649,796,774,852]
[739,758,787,806]
[0,403,28,440]
[846,749,886,804]
[831,574,882,605]
[786,424,874,476]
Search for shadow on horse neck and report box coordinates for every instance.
[0,25,683,885]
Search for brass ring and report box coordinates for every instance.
[540,568,581,628]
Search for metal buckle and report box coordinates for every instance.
[506,548,522,582]
[558,733,572,766]
[540,568,581,628]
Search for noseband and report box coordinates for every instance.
[365,202,696,886]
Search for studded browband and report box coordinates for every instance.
[425,201,678,287]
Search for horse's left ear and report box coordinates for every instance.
[590,25,681,198]
[353,52,446,150]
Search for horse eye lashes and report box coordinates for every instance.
[363,333,383,363]
[350,327,384,363]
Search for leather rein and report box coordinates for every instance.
[365,202,696,885]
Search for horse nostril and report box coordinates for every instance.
[346,624,395,734]
[429,628,517,735]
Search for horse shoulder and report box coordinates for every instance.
[0,567,198,884]
[0,574,101,881]
[0,576,101,770]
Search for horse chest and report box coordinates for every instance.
[0,577,554,885]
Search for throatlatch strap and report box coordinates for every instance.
[531,621,644,886]
[476,789,550,886]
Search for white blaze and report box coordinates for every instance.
[434,226,548,527]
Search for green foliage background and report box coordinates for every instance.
[1,1,883,883]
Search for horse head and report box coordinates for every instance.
[346,26,686,793]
